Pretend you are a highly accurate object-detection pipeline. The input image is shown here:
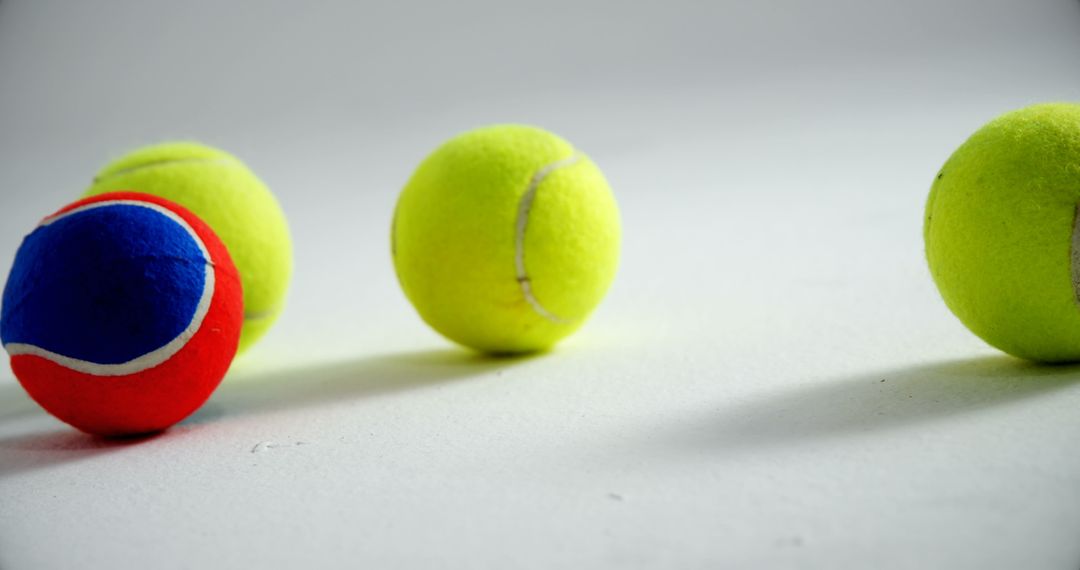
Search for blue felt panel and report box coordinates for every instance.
[1,203,208,364]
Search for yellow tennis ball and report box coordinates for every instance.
[925,102,1080,362]
[85,142,293,354]
[392,125,621,354]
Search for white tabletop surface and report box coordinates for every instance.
[2,1,1080,568]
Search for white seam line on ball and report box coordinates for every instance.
[92,158,238,183]
[514,153,582,324]
[1072,202,1080,305]
[5,199,216,376]
[244,306,281,322]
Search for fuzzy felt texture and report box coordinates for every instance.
[392,125,621,353]
[85,142,291,354]
[2,192,242,435]
[2,202,206,363]
[925,103,1080,362]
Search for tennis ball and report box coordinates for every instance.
[392,125,621,353]
[925,102,1080,362]
[85,142,291,354]
[1,192,243,435]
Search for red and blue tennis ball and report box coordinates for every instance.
[0,192,243,436]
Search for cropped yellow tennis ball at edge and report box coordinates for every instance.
[925,103,1080,362]
[392,125,621,353]
[85,142,293,354]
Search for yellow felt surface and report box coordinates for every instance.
[925,103,1080,362]
[85,142,293,353]
[392,125,620,353]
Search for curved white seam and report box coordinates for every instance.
[92,158,237,183]
[5,200,216,376]
[244,306,280,321]
[514,153,582,324]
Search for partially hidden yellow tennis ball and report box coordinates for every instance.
[85,142,292,354]
[925,102,1080,362]
[392,125,621,354]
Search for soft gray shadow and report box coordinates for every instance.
[667,356,1080,449]
[185,348,520,424]
[0,430,163,479]
[0,349,521,478]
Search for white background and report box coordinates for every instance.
[2,1,1080,568]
